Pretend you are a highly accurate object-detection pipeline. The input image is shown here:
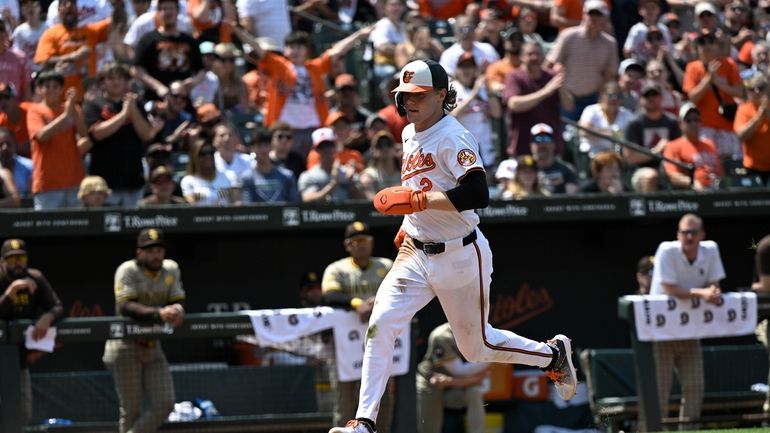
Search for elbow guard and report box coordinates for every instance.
[445,169,489,212]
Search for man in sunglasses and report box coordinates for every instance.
[649,213,724,428]
[0,238,64,424]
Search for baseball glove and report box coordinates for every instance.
[374,187,427,215]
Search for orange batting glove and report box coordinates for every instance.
[393,228,406,250]
[374,186,427,215]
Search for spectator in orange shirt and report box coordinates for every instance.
[27,70,90,210]
[306,112,365,172]
[187,0,235,43]
[734,74,770,186]
[34,0,123,98]
[486,29,525,97]
[663,102,723,190]
[682,30,744,165]
[232,22,374,158]
[0,83,32,158]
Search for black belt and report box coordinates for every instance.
[412,231,477,255]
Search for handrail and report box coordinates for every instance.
[289,6,354,35]
[561,116,696,187]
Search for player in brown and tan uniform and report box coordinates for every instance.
[102,228,185,433]
[322,221,394,433]
[416,322,490,433]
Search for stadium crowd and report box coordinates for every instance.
[0,0,767,210]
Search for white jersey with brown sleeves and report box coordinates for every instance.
[401,115,483,242]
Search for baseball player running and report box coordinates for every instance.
[329,59,577,433]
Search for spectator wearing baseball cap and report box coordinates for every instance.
[683,28,744,164]
[544,0,618,121]
[451,52,501,170]
[297,127,364,202]
[617,58,645,112]
[501,154,549,200]
[359,130,401,201]
[330,74,371,154]
[661,102,723,190]
[306,116,365,172]
[529,123,578,194]
[139,165,188,207]
[622,81,680,173]
[189,41,220,107]
[438,14,500,78]
[622,0,671,61]
[0,236,64,424]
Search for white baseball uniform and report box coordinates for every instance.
[355,114,554,423]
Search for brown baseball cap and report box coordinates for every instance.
[1,238,26,257]
[137,228,166,249]
[344,221,371,239]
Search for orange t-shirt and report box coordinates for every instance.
[186,0,232,42]
[683,58,742,132]
[738,40,753,66]
[663,135,723,187]
[0,102,32,158]
[27,103,84,193]
[485,59,516,91]
[734,101,770,172]
[259,51,331,127]
[305,148,364,172]
[34,19,110,97]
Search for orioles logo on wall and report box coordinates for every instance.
[457,149,477,166]
[402,70,415,83]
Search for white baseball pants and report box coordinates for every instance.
[355,229,554,423]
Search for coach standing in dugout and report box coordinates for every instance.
[0,238,63,424]
[752,235,770,416]
[103,228,185,433]
[322,221,394,433]
[650,213,724,429]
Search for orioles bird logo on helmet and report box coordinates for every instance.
[402,70,415,83]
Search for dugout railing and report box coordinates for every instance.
[0,313,418,433]
[602,292,770,433]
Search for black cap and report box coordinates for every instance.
[641,82,662,96]
[300,271,321,289]
[1,238,26,257]
[344,221,371,239]
[137,228,166,249]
